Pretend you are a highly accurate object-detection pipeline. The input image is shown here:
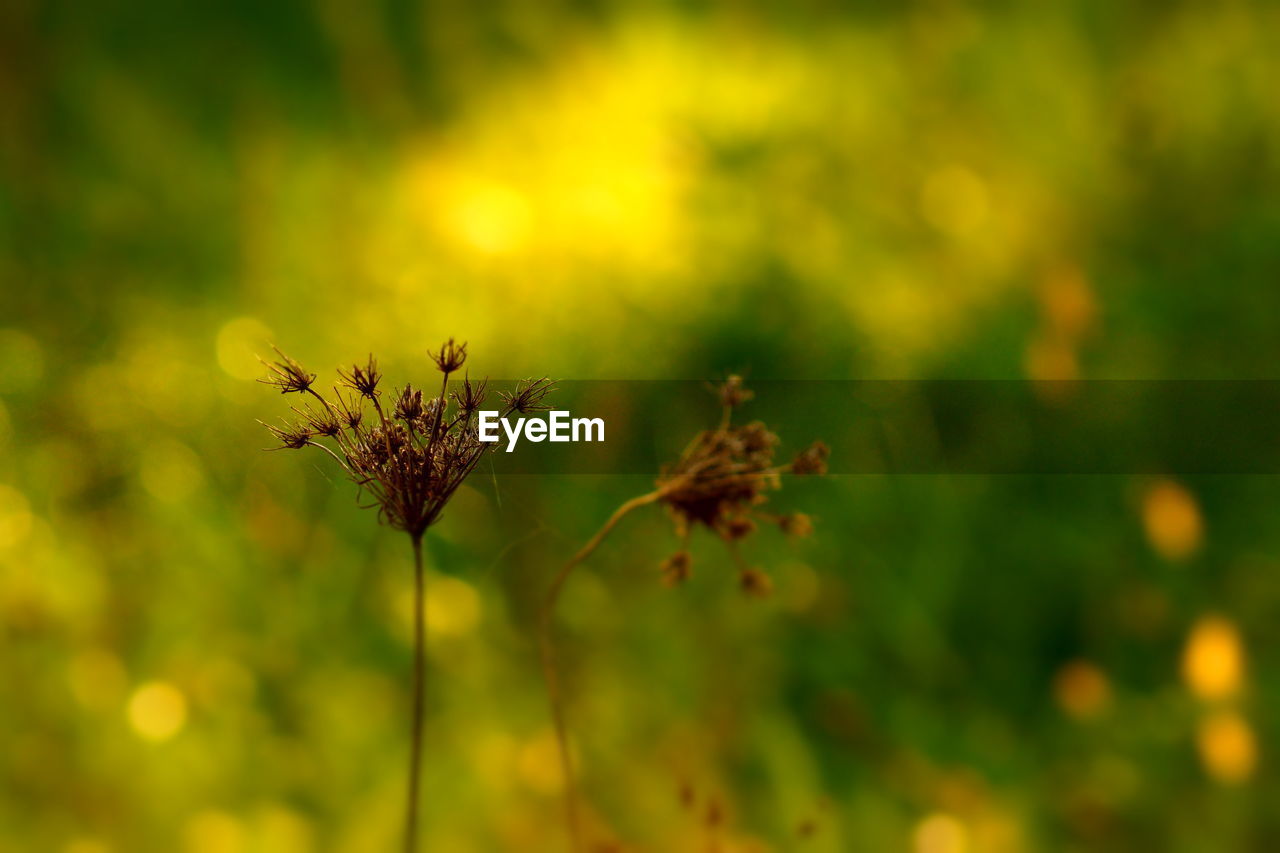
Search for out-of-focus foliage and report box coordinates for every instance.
[3,0,1280,850]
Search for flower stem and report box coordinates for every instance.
[537,489,664,852]
[405,532,427,853]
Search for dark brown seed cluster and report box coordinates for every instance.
[654,376,828,593]
[258,341,553,538]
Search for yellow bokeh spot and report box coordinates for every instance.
[0,484,34,550]
[1053,659,1110,720]
[449,181,533,255]
[127,681,188,742]
[1039,266,1096,340]
[517,729,566,795]
[184,811,245,853]
[424,575,482,638]
[1182,615,1244,701]
[1196,710,1256,784]
[1141,479,1203,561]
[914,812,968,853]
[140,440,205,503]
[216,317,274,381]
[921,166,989,237]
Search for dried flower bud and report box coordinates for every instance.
[260,419,312,449]
[453,375,488,415]
[258,347,316,394]
[334,392,363,429]
[297,405,341,438]
[792,441,830,476]
[721,516,757,541]
[739,568,774,597]
[779,512,814,537]
[395,386,424,421]
[719,375,754,409]
[431,338,467,374]
[501,377,556,414]
[660,550,692,586]
[339,355,382,399]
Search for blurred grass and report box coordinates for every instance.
[3,0,1280,850]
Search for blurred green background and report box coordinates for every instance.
[3,0,1280,850]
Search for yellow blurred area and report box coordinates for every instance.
[914,812,968,853]
[0,484,34,550]
[1141,480,1203,562]
[1195,710,1257,785]
[184,806,314,853]
[127,681,189,742]
[1182,615,1245,702]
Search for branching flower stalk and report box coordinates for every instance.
[258,341,553,853]
[538,377,829,852]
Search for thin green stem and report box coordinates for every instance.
[537,489,665,853]
[405,533,427,853]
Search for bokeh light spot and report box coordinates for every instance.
[1142,479,1203,561]
[517,730,566,795]
[424,575,482,638]
[184,810,245,853]
[1196,710,1256,784]
[140,440,205,503]
[1054,659,1110,720]
[127,681,188,742]
[1182,615,1244,701]
[0,484,34,550]
[914,812,968,853]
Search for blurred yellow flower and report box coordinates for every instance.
[914,812,968,853]
[1141,479,1203,561]
[127,680,188,742]
[1196,710,1256,785]
[517,729,566,795]
[1182,615,1245,701]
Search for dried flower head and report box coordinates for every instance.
[258,346,317,394]
[430,338,467,374]
[651,377,827,595]
[259,343,552,539]
[338,355,382,399]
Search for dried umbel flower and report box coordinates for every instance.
[259,347,551,539]
[538,377,826,852]
[258,342,552,853]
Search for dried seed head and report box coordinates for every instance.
[431,338,467,374]
[296,405,341,438]
[334,391,363,429]
[719,374,754,409]
[792,441,830,476]
[260,340,546,538]
[453,374,488,415]
[260,419,312,450]
[501,377,556,414]
[739,568,774,597]
[652,378,825,595]
[338,355,381,399]
[779,512,814,537]
[394,385,424,421]
[258,347,316,394]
